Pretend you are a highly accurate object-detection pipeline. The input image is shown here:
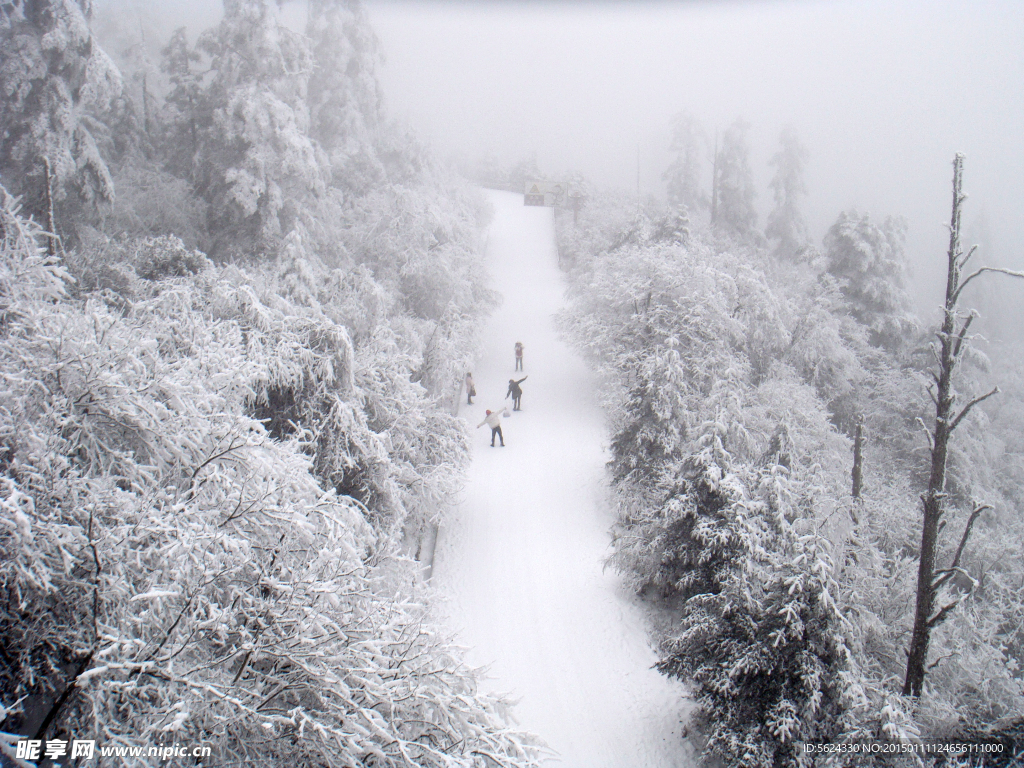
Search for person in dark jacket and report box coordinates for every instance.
[506,376,528,411]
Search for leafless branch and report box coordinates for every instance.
[928,599,962,629]
[952,312,976,359]
[958,244,979,271]
[927,651,959,671]
[950,504,991,571]
[948,387,999,432]
[915,417,935,452]
[953,266,1024,304]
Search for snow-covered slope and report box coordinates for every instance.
[433,190,697,767]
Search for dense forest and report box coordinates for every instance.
[2,0,1023,766]
[553,117,1024,764]
[0,1,542,765]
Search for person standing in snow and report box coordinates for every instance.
[465,372,476,405]
[514,341,524,371]
[506,376,528,411]
[477,409,505,446]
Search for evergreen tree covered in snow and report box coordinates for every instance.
[765,126,810,260]
[714,118,758,238]
[195,0,324,257]
[823,210,917,351]
[655,456,854,767]
[0,0,121,241]
[159,26,205,181]
[663,111,706,214]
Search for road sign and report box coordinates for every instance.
[524,181,569,208]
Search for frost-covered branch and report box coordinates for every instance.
[952,266,1024,305]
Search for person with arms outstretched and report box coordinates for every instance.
[477,409,505,446]
[506,376,528,411]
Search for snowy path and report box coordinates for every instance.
[433,190,696,767]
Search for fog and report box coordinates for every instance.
[357,0,1021,310]
[95,0,1024,313]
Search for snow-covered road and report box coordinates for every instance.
[433,190,696,767]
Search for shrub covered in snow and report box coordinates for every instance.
[0,178,536,766]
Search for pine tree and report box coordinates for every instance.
[159,26,205,180]
[195,0,324,257]
[823,209,916,351]
[765,126,809,260]
[0,0,121,241]
[662,111,706,214]
[713,118,758,238]
[653,454,852,767]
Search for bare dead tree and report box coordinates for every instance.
[903,154,1024,697]
[851,415,864,499]
[43,156,56,256]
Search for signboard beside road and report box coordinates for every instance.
[524,181,569,208]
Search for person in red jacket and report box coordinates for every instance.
[514,341,524,371]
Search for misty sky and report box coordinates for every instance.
[363,0,1024,308]
[93,0,1024,312]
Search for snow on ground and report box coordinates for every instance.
[433,190,697,767]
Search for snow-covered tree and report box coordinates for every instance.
[765,126,810,260]
[306,0,385,193]
[662,111,706,214]
[713,118,758,238]
[823,209,916,350]
[159,26,204,179]
[0,0,121,241]
[0,182,539,766]
[196,0,324,257]
[655,455,854,767]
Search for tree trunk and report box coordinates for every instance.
[142,71,151,136]
[902,154,964,697]
[851,416,864,499]
[43,156,56,257]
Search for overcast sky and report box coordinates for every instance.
[362,0,1024,308]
